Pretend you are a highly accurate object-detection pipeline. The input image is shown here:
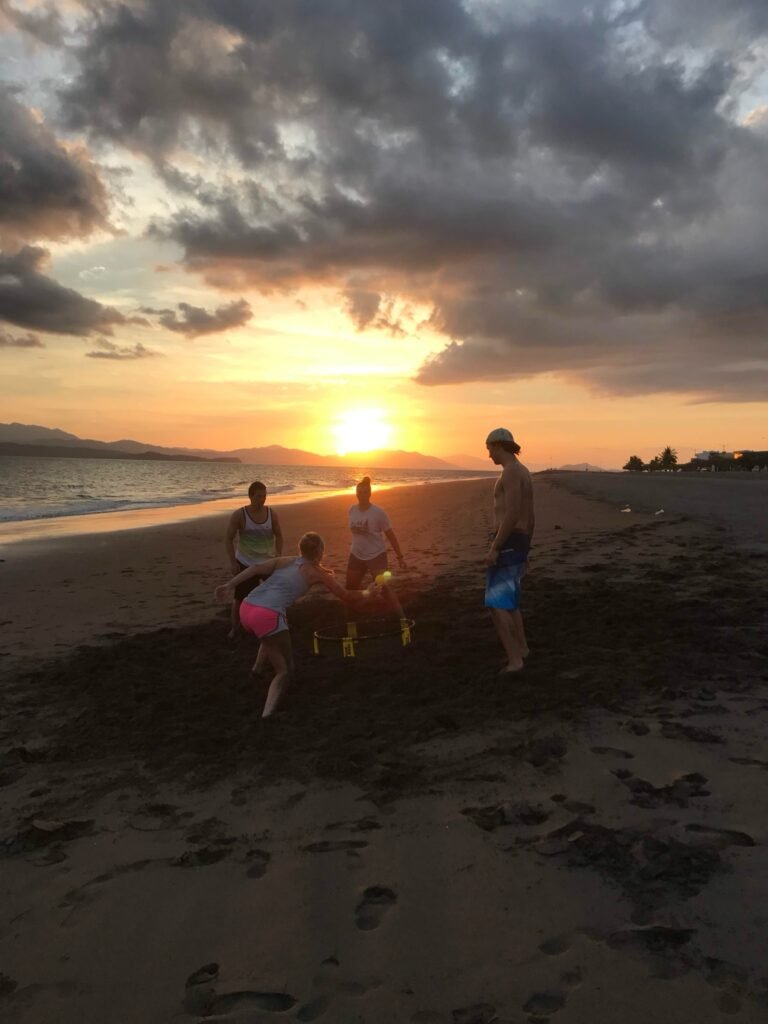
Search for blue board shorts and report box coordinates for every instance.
[485,531,529,611]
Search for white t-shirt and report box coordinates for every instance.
[348,502,391,560]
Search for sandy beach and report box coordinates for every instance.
[2,476,768,1023]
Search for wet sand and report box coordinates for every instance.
[1,477,768,1022]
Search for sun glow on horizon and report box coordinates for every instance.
[332,408,394,455]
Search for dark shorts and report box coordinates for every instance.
[485,531,529,611]
[234,561,263,602]
[347,550,389,579]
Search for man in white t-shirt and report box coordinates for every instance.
[346,477,406,611]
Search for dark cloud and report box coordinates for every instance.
[0,246,129,336]
[85,338,161,360]
[344,288,410,337]
[148,298,252,336]
[55,0,768,400]
[344,289,381,330]
[0,88,111,247]
[0,329,44,348]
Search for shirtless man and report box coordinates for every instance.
[485,427,535,674]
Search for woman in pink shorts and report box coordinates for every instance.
[215,532,371,718]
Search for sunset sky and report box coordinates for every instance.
[1,1,767,467]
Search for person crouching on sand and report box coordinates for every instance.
[214,532,375,718]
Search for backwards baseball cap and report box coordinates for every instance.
[486,427,515,444]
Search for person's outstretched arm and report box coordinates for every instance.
[214,556,294,602]
[307,567,378,607]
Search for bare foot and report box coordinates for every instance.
[499,660,524,675]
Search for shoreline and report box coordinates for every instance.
[0,473,494,547]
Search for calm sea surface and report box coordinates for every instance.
[0,456,493,524]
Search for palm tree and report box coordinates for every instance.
[659,446,678,471]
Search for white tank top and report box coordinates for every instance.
[235,506,276,566]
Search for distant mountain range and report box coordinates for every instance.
[0,441,237,463]
[0,422,496,472]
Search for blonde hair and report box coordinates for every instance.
[299,532,324,561]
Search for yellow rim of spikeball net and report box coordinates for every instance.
[313,618,414,658]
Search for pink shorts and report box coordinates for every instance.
[239,603,287,638]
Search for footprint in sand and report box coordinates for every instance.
[590,746,634,759]
[0,974,17,996]
[245,849,271,878]
[451,1004,497,1024]
[625,720,650,736]
[355,886,397,931]
[559,798,596,815]
[326,817,382,833]
[172,846,231,867]
[660,722,724,744]
[729,756,768,769]
[183,962,219,1016]
[523,991,566,1018]
[186,963,219,987]
[684,824,755,848]
[539,933,573,956]
[607,926,695,952]
[128,803,183,831]
[209,990,296,1014]
[302,840,369,854]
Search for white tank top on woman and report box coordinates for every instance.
[235,506,276,566]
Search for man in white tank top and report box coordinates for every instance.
[224,480,283,638]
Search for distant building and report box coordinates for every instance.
[694,450,734,461]
[690,449,767,470]
[734,450,768,469]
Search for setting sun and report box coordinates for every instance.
[332,408,394,455]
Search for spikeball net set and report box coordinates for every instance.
[312,571,415,659]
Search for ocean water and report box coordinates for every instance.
[0,455,493,524]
